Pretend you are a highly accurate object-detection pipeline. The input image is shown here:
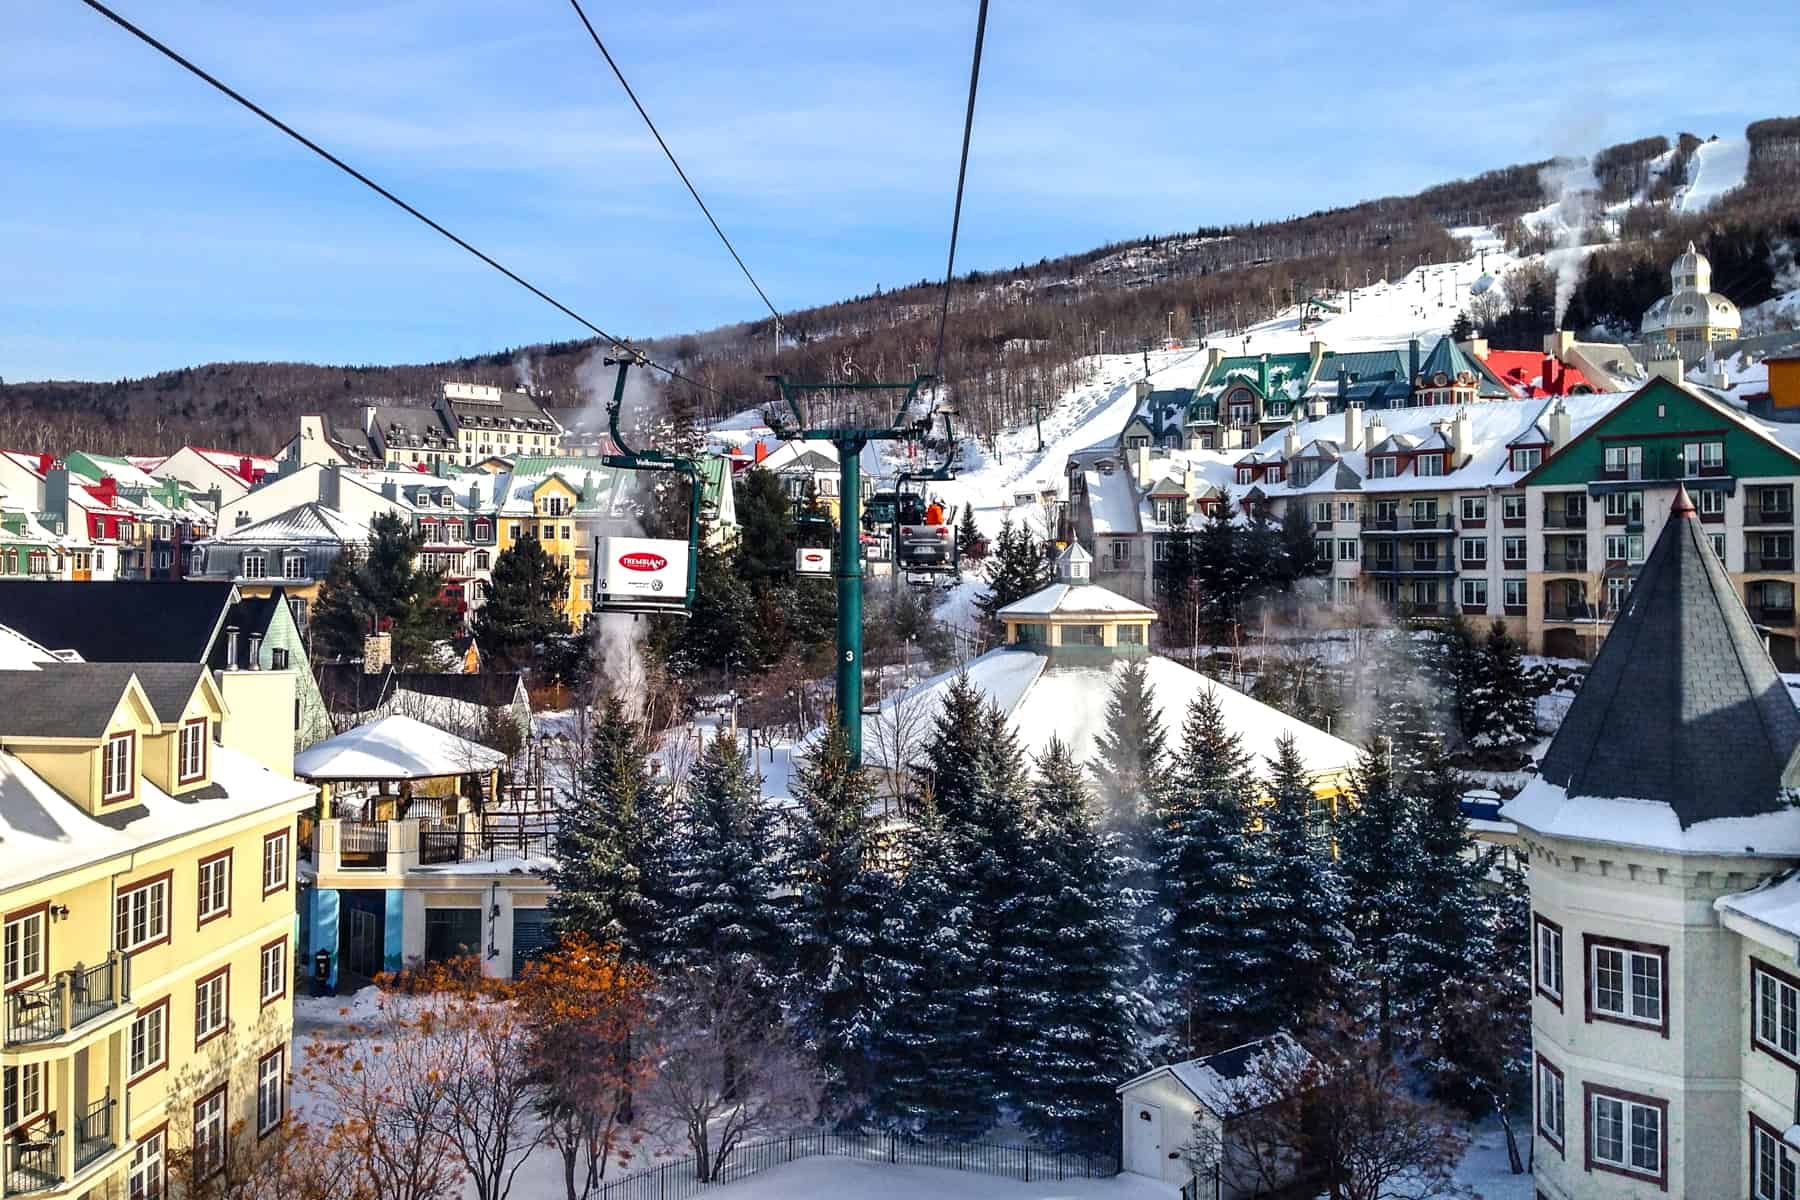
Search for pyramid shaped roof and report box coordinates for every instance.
[1536,487,1800,827]
[1416,336,1512,398]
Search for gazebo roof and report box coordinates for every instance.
[293,714,506,781]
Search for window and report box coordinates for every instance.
[1502,494,1527,522]
[1310,538,1328,563]
[195,968,228,1047]
[1704,441,1724,468]
[178,719,207,783]
[130,998,169,1082]
[240,552,266,579]
[1535,1057,1565,1152]
[1338,501,1357,522]
[1604,491,1644,522]
[1313,502,1332,523]
[1374,500,1398,525]
[1607,576,1630,614]
[1755,960,1800,1066]
[103,730,136,802]
[258,1048,285,1136]
[1369,456,1397,479]
[1765,488,1795,516]
[128,1126,165,1200]
[1764,534,1794,562]
[1603,445,1643,478]
[1534,915,1563,1005]
[1461,496,1486,522]
[1460,579,1488,610]
[1700,487,1726,516]
[1504,578,1527,609]
[1111,541,1128,568]
[1155,500,1172,524]
[4,1062,45,1131]
[474,519,492,541]
[1587,936,1667,1033]
[1461,538,1487,563]
[1411,498,1439,523]
[1587,1086,1663,1182]
[425,909,482,963]
[116,874,170,953]
[1416,453,1444,477]
[1711,533,1728,561]
[263,831,290,896]
[1337,539,1357,561]
[1502,536,1527,565]
[3,907,46,989]
[193,1086,227,1179]
[197,852,231,927]
[270,648,290,671]
[1236,467,1252,485]
[260,938,287,1006]
[1511,447,1542,472]
[1754,1114,1800,1200]
[282,554,305,580]
[1154,540,1170,563]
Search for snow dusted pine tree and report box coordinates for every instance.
[1009,738,1136,1151]
[1395,741,1496,1027]
[662,732,788,986]
[785,719,892,1120]
[919,671,989,827]
[546,694,671,965]
[1258,733,1350,1032]
[1335,740,1415,1049]
[1465,620,1537,749]
[1153,689,1278,1055]
[866,794,990,1140]
[1091,656,1168,832]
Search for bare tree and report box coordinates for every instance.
[646,966,819,1181]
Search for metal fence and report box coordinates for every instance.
[595,1131,1118,1200]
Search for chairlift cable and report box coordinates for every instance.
[929,0,991,395]
[77,0,726,402]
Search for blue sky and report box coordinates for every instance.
[5,1,1798,382]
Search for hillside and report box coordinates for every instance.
[6,117,1799,459]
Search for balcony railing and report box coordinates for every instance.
[4,954,130,1046]
[1542,507,1588,530]
[418,827,553,866]
[1545,601,1601,623]
[1392,601,1457,619]
[1543,552,1589,573]
[1745,550,1796,573]
[5,1128,59,1194]
[337,820,390,869]
[1747,506,1796,527]
[1361,513,1455,532]
[1748,604,1797,628]
[74,1093,114,1171]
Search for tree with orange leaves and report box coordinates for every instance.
[516,934,656,1200]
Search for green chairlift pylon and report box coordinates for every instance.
[764,372,935,766]
[591,349,702,616]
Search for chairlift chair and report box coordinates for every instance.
[590,350,702,616]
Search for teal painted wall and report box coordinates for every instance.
[1531,379,1800,486]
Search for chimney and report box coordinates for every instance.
[1365,413,1388,450]
[1544,329,1576,360]
[247,632,262,668]
[1343,402,1365,451]
[224,625,240,668]
[1205,346,1226,378]
[1135,378,1153,404]
[321,462,341,509]
[1282,419,1300,461]
[1308,340,1326,375]
[754,441,769,464]
[1547,400,1572,451]
[97,475,117,506]
[364,404,378,433]
[1649,348,1685,386]
[204,485,222,513]
[1452,408,1473,466]
[380,480,398,501]
[35,453,53,477]
[1461,336,1489,360]
[1408,338,1423,383]
[363,631,392,674]
[1257,354,1270,396]
[238,456,255,483]
[45,463,70,526]
[468,482,480,509]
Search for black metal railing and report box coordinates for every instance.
[1749,604,1798,628]
[593,1131,1117,1200]
[1745,550,1796,573]
[1545,602,1600,622]
[418,827,463,865]
[1542,505,1587,530]
[1748,502,1795,526]
[1544,552,1589,573]
[5,954,128,1046]
[337,820,389,867]
[68,956,125,1030]
[74,1094,113,1169]
[6,984,61,1045]
[5,1128,60,1193]
[1361,513,1454,532]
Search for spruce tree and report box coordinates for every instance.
[956,504,982,558]
[663,732,787,985]
[975,518,1048,631]
[1193,491,1241,636]
[545,694,670,964]
[1258,733,1350,1032]
[1466,620,1537,748]
[1010,739,1135,1151]
[359,512,455,667]
[917,670,990,827]
[308,550,371,662]
[733,466,797,586]
[786,719,891,1118]
[1152,689,1275,1054]
[1091,656,1169,832]
[1395,741,1495,1025]
[1335,741,1415,1049]
[471,533,570,671]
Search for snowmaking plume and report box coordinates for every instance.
[1770,240,1800,294]
[1539,155,1599,326]
[512,351,538,395]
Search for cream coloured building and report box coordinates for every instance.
[1641,243,1742,348]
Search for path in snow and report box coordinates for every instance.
[1673,136,1750,213]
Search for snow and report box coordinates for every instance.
[0,624,59,669]
[1716,872,1800,942]
[1500,776,1800,857]
[996,583,1154,619]
[293,714,508,781]
[1671,136,1750,214]
[705,1157,1177,1200]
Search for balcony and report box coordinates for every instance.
[3,1093,116,1196]
[1544,601,1602,623]
[1392,601,1458,619]
[1747,507,1795,527]
[1745,549,1796,573]
[1361,513,1455,533]
[1542,506,1588,530]
[1748,604,1797,628]
[4,955,130,1048]
[315,815,551,876]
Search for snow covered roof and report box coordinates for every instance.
[1118,1035,1310,1118]
[996,583,1154,619]
[1717,872,1800,946]
[293,715,507,781]
[209,502,371,545]
[1082,469,1141,533]
[0,624,62,670]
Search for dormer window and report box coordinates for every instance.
[1236,467,1253,485]
[1369,457,1397,479]
[1511,447,1543,472]
[282,554,306,580]
[240,552,266,579]
[1154,500,1172,523]
[474,520,492,542]
[1416,454,1444,477]
[103,731,136,804]
[1268,466,1284,483]
[178,718,208,784]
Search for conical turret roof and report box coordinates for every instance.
[1537,486,1800,828]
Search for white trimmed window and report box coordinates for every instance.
[103,731,135,802]
[178,719,207,783]
[197,854,231,926]
[195,971,228,1045]
[3,909,46,989]
[194,1087,226,1178]
[240,552,266,579]
[1534,916,1563,1002]
[1755,961,1800,1063]
[130,1001,168,1080]
[260,939,287,1006]
[282,554,306,580]
[128,1126,164,1200]
[263,832,290,895]
[1700,487,1726,516]
[1460,579,1487,610]
[1368,456,1397,479]
[115,878,169,953]
[1460,495,1486,522]
[1590,1090,1662,1179]
[1511,447,1542,471]
[257,1049,285,1135]
[1535,1058,1564,1149]
[1460,537,1486,563]
[1504,578,1527,609]
[1590,940,1664,1027]
[3,1063,45,1130]
[1502,493,1527,521]
[1754,1118,1799,1200]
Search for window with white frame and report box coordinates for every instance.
[1534,915,1563,1002]
[1460,579,1488,610]
[1502,493,1527,521]
[128,1125,164,1200]
[197,853,231,926]
[1699,487,1726,516]
[1155,500,1172,523]
[194,1087,226,1178]
[1711,532,1728,560]
[1336,539,1356,560]
[116,876,169,953]
[282,554,305,580]
[1589,939,1665,1028]
[1589,1089,1662,1180]
[1511,447,1542,472]
[258,1049,285,1135]
[260,939,287,1005]
[1411,498,1438,522]
[1313,502,1332,523]
[263,832,289,895]
[195,970,228,1046]
[1502,536,1526,564]
[1416,453,1444,476]
[1754,1117,1799,1200]
[178,719,207,783]
[1535,1058,1564,1150]
[1369,456,1397,479]
[1338,501,1357,522]
[1604,445,1643,478]
[1755,960,1800,1064]
[103,731,135,802]
[240,552,266,579]
[130,999,168,1080]
[1606,575,1630,614]
[1461,537,1487,563]
[3,909,45,989]
[1461,496,1486,522]
[1504,578,1527,609]
[4,1062,45,1131]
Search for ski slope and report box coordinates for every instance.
[1672,136,1750,213]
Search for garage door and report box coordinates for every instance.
[511,908,553,978]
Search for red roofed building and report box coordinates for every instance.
[1477,348,1596,398]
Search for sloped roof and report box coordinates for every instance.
[996,583,1155,619]
[1118,1034,1308,1118]
[208,594,286,670]
[211,502,370,545]
[293,715,506,781]
[0,662,206,738]
[1415,336,1511,398]
[1521,488,1800,832]
[0,581,235,662]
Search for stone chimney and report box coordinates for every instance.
[1343,402,1365,451]
[1308,340,1327,375]
[1205,346,1226,377]
[1135,379,1153,404]
[363,631,392,674]
[1547,400,1572,451]
[1257,354,1270,396]
[246,632,262,668]
[1460,336,1489,360]
[1282,420,1301,461]
[1133,444,1153,482]
[321,463,341,510]
[1452,408,1473,466]
[1408,338,1422,383]
[1649,347,1685,385]
[1365,412,1388,450]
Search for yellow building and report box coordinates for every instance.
[0,646,311,1199]
[496,475,590,625]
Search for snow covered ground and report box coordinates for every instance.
[709,1157,1176,1200]
[1672,136,1750,213]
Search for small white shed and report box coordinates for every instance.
[1117,1036,1306,1198]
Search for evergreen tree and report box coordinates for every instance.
[916,670,990,827]
[1010,739,1135,1151]
[1259,733,1350,1031]
[1448,311,1475,342]
[1090,656,1169,832]
[1193,491,1242,636]
[734,466,797,586]
[668,535,756,678]
[663,732,788,985]
[1151,689,1275,1054]
[308,550,371,662]
[1335,741,1415,1049]
[866,795,990,1139]
[545,694,671,964]
[471,533,570,671]
[975,518,1048,631]
[1465,620,1537,748]
[358,512,455,667]
[1275,503,1319,588]
[786,719,891,1119]
[1395,741,1495,1025]
[1237,505,1281,617]
[956,504,982,558]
